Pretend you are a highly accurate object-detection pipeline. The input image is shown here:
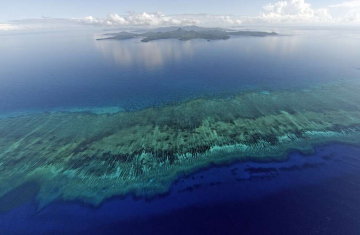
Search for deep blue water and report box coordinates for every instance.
[1,28,360,234]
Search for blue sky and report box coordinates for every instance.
[1,0,360,30]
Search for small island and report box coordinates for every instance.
[97,26,278,42]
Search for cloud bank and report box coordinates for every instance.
[329,1,360,8]
[73,12,199,26]
[1,0,360,31]
[260,0,332,23]
[0,24,23,31]
[260,0,360,23]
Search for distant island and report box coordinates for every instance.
[97,26,278,42]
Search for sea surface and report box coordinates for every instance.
[1,27,360,115]
[1,27,360,234]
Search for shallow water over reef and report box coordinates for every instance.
[1,80,360,207]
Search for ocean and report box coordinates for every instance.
[1,28,360,115]
[1,27,360,235]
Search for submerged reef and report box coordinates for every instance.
[1,81,360,207]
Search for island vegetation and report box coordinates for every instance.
[97,26,278,42]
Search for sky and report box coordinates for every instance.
[1,0,360,30]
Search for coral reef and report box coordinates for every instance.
[1,81,360,207]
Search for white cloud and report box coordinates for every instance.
[73,12,199,26]
[0,24,23,31]
[2,2,360,32]
[263,1,288,14]
[260,0,360,24]
[0,12,201,31]
[1,12,245,31]
[207,15,242,24]
[261,0,333,23]
[329,1,360,8]
[327,1,360,23]
[338,12,360,22]
[0,18,81,31]
[329,1,360,24]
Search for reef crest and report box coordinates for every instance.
[1,81,360,207]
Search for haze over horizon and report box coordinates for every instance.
[1,0,360,31]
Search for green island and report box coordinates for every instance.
[1,80,360,208]
[97,26,278,42]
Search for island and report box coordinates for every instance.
[97,26,278,42]
[1,80,360,209]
